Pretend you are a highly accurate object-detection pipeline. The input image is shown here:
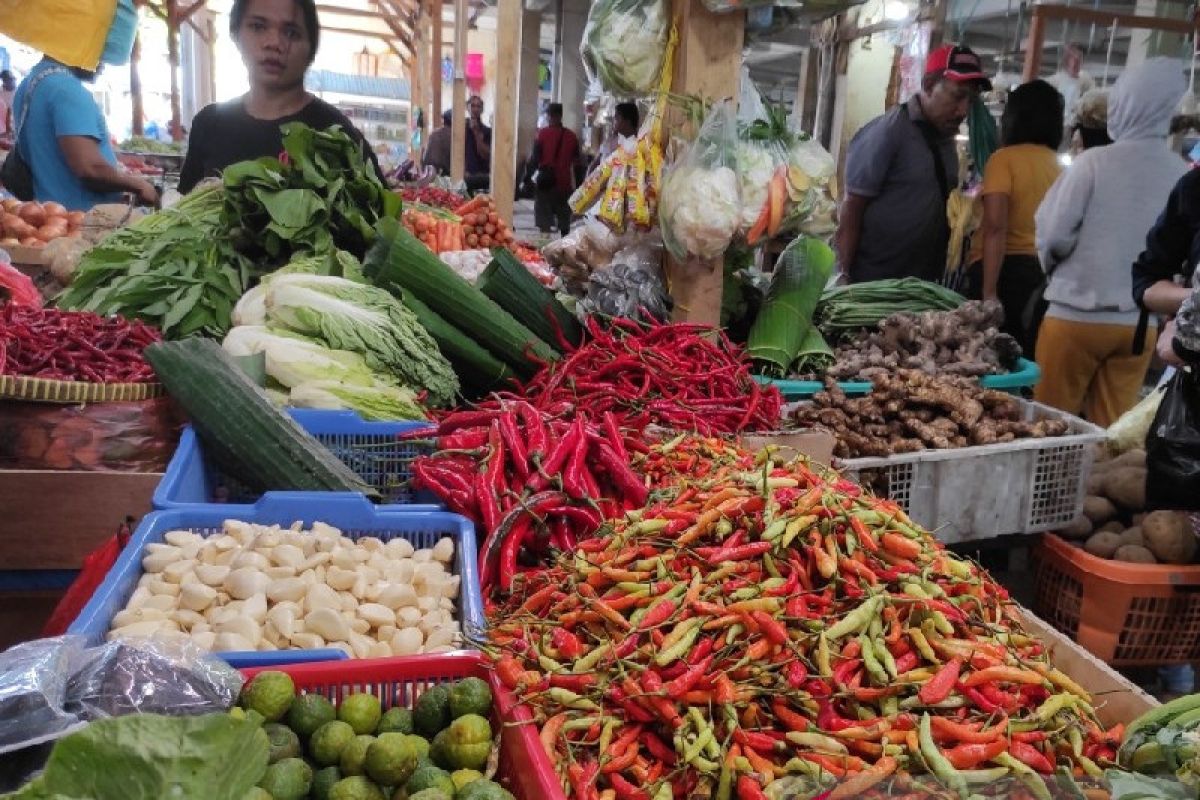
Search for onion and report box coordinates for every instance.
[18,202,46,228]
[0,199,19,213]
[37,221,68,241]
[42,202,67,218]
[66,211,85,229]
[1,212,22,235]
[10,220,35,239]
[0,237,18,246]
[19,236,43,247]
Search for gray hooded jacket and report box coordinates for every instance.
[1035,57,1188,324]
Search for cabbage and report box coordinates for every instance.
[289,381,427,421]
[265,274,458,407]
[581,0,668,95]
[221,326,381,390]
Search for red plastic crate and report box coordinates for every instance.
[241,652,564,800]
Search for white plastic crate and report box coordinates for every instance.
[838,401,1105,543]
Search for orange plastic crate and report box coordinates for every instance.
[1033,533,1200,665]
[242,652,563,800]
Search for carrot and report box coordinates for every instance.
[455,196,487,216]
[766,169,786,237]
[745,201,769,246]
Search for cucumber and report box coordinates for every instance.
[1126,693,1200,740]
[146,338,381,500]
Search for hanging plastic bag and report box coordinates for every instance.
[42,520,133,638]
[1146,367,1200,510]
[581,0,668,96]
[701,0,773,14]
[0,254,41,307]
[0,0,118,71]
[659,100,742,261]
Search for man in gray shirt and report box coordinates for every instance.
[836,45,991,283]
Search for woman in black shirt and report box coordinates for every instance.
[178,0,381,193]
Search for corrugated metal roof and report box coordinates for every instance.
[306,70,411,100]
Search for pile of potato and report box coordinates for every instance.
[108,519,464,658]
[1060,448,1198,565]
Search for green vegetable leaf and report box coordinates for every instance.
[2,713,268,800]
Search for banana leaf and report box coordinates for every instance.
[747,236,834,376]
[793,325,834,376]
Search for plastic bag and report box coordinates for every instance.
[1107,383,1167,456]
[0,254,42,307]
[581,0,668,96]
[0,396,183,472]
[65,638,242,720]
[1147,368,1200,511]
[0,636,85,755]
[43,521,133,638]
[659,100,742,261]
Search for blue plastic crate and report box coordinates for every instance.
[68,494,485,669]
[154,408,439,509]
[756,358,1042,401]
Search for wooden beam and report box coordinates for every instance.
[166,0,183,141]
[412,0,428,161]
[492,0,520,222]
[130,32,144,137]
[450,0,468,182]
[663,0,743,325]
[430,0,443,125]
[1021,9,1047,81]
[317,4,388,19]
[174,0,206,23]
[377,0,418,48]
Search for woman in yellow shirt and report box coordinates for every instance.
[966,79,1064,354]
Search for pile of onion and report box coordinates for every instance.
[0,200,84,248]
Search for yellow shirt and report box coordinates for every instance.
[970,143,1061,260]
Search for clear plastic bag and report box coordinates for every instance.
[65,637,242,720]
[659,100,742,261]
[0,636,85,755]
[581,0,668,96]
[701,0,773,14]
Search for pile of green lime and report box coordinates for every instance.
[235,670,514,800]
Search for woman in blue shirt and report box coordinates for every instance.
[11,0,158,210]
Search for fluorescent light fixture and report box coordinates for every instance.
[1058,153,1073,167]
[884,1,911,21]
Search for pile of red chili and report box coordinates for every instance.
[408,402,651,591]
[512,318,782,435]
[1,306,161,383]
[486,438,1118,800]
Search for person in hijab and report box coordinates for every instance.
[10,0,158,210]
[1033,58,1188,426]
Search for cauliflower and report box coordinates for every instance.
[659,165,740,260]
[734,142,777,231]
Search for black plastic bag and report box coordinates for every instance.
[1146,367,1200,510]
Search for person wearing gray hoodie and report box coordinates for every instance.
[1033,58,1187,426]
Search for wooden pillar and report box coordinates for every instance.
[431,0,443,126]
[130,32,144,137]
[167,1,182,141]
[796,46,820,133]
[412,0,428,161]
[664,0,744,325]
[450,0,468,182]
[1022,8,1046,82]
[491,0,521,222]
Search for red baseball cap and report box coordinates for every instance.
[925,44,993,90]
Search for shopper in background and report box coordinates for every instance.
[10,0,157,210]
[1069,89,1111,155]
[965,79,1063,355]
[423,109,452,176]
[0,70,16,137]
[464,94,492,194]
[592,101,639,170]
[1132,167,1200,354]
[1033,57,1188,427]
[837,44,992,283]
[178,0,381,193]
[530,102,581,238]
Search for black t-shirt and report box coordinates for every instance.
[177,96,384,193]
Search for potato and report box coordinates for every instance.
[1098,520,1125,535]
[1083,496,1118,524]
[1104,467,1147,510]
[1086,474,1107,495]
[1118,527,1145,548]
[1143,511,1198,565]
[1113,449,1147,469]
[1084,531,1122,559]
[1059,515,1094,540]
[1114,544,1157,564]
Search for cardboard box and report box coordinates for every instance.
[0,470,159,570]
[1019,606,1157,727]
[740,429,837,466]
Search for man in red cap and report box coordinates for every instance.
[836,44,991,283]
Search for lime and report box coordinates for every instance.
[258,757,313,800]
[341,734,376,776]
[408,790,452,800]
[264,722,302,763]
[340,693,383,736]
[413,686,451,738]
[456,779,515,800]
[404,734,431,763]
[364,732,420,787]
[311,766,342,800]
[377,707,415,735]
[310,720,357,767]
[406,764,455,796]
[428,730,451,770]
[328,776,386,800]
[451,768,483,790]
[241,789,273,800]
[448,677,493,720]
[443,714,491,771]
[288,693,337,739]
[241,671,296,723]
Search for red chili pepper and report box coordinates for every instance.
[608,774,650,800]
[784,660,808,689]
[943,738,1008,770]
[750,610,789,646]
[567,760,600,800]
[550,627,584,659]
[1010,741,1054,773]
[637,597,678,630]
[736,775,769,800]
[710,541,772,563]
[548,673,597,692]
[640,731,677,765]
[960,684,1002,714]
[663,654,713,697]
[733,727,782,754]
[893,650,920,674]
[919,658,962,705]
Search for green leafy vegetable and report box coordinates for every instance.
[2,713,268,800]
[289,381,426,421]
